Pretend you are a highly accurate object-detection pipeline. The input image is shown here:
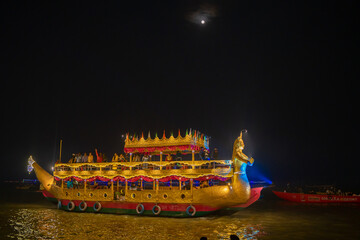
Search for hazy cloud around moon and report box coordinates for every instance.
[186,3,218,24]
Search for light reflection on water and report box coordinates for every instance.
[6,207,263,240]
[2,199,360,240]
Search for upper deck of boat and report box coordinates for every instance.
[54,159,233,179]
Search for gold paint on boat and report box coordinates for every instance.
[30,131,255,208]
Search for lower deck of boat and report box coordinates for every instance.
[43,187,263,217]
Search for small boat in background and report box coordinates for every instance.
[273,191,360,203]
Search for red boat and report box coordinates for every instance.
[273,191,360,203]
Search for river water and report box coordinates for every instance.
[1,188,359,240]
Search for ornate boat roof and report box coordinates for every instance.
[124,129,209,154]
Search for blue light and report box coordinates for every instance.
[247,165,272,185]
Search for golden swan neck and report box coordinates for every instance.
[227,134,253,204]
[232,134,254,172]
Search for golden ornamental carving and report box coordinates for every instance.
[124,130,209,152]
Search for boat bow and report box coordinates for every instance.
[28,156,55,193]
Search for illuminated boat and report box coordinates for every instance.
[273,191,360,203]
[28,130,263,217]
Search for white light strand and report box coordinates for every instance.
[27,156,35,174]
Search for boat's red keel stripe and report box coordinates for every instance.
[229,187,263,209]
[57,199,218,217]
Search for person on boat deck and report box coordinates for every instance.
[112,153,119,162]
[200,181,209,188]
[142,154,149,161]
[101,153,107,162]
[115,189,125,200]
[115,191,121,200]
[182,181,190,190]
[204,150,210,160]
[75,153,82,163]
[95,148,104,163]
[212,148,219,160]
[129,183,137,190]
[67,179,73,189]
[142,154,149,169]
[125,153,130,162]
[82,153,88,163]
[119,154,125,162]
[73,179,79,189]
[68,154,75,163]
[166,154,173,170]
[88,152,94,163]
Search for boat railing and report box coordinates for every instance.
[54,160,232,172]
[53,167,233,179]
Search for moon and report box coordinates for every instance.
[201,20,205,24]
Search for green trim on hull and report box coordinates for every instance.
[45,196,58,204]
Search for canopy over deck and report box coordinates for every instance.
[124,130,209,154]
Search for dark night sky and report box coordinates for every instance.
[2,1,358,188]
